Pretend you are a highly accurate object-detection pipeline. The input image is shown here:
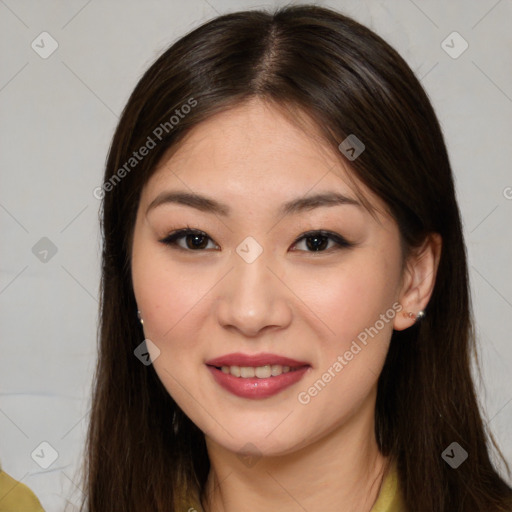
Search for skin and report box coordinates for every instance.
[131,97,441,512]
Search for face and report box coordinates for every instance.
[131,98,406,457]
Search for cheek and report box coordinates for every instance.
[306,257,398,337]
[292,255,401,419]
[131,252,208,407]
[131,242,203,349]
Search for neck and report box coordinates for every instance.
[200,394,389,512]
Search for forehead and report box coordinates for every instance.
[141,98,384,217]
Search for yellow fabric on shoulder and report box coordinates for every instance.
[0,470,45,512]
[182,459,405,511]
[370,460,406,512]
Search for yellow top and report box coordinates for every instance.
[0,470,45,512]
[0,461,404,512]
[370,460,405,512]
[183,460,405,511]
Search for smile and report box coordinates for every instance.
[205,352,311,399]
[218,364,300,378]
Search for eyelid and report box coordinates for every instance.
[159,227,354,253]
[158,227,219,251]
[292,230,353,249]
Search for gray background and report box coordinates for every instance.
[0,0,511,510]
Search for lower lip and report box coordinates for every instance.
[207,365,310,399]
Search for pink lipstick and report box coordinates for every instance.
[205,352,311,399]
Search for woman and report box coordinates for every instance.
[78,4,512,511]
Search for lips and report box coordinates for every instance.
[205,352,309,368]
[205,352,311,399]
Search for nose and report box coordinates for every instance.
[215,249,293,338]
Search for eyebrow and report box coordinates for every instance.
[146,190,361,217]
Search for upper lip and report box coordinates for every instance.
[205,352,310,368]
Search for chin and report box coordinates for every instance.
[204,426,306,459]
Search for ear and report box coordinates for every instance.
[393,233,442,331]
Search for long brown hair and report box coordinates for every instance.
[76,4,512,511]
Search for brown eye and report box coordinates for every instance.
[291,230,353,253]
[184,232,209,250]
[305,234,329,251]
[159,229,219,251]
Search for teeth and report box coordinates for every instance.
[240,366,255,378]
[271,364,283,376]
[255,365,271,378]
[219,364,296,378]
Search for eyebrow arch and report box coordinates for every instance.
[146,190,361,217]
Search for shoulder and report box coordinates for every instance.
[0,469,45,512]
[370,459,406,512]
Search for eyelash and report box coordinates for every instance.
[158,226,354,254]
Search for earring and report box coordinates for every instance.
[137,310,144,325]
[401,310,425,321]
